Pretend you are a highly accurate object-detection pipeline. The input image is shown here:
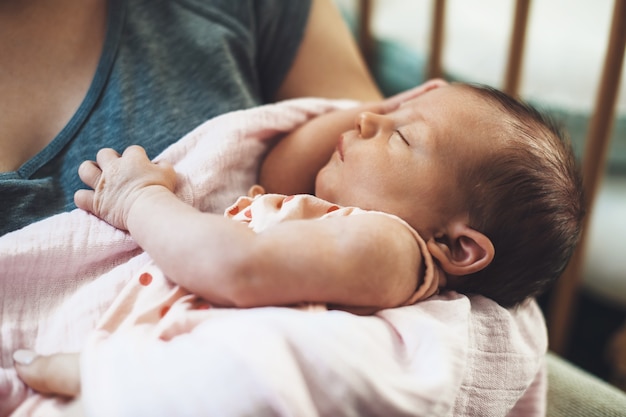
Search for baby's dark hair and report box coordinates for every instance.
[453,83,585,307]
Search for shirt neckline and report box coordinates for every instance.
[4,0,126,180]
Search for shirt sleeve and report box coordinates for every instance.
[252,0,313,101]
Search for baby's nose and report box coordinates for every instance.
[356,112,387,139]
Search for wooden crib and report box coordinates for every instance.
[352,0,626,359]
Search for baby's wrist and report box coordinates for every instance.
[125,185,175,231]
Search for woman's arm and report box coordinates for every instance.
[274,0,381,102]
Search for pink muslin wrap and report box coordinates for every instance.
[0,98,546,417]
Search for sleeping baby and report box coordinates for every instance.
[13,82,583,410]
[67,82,583,313]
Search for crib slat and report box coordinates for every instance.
[427,0,447,79]
[358,0,375,67]
[504,0,531,96]
[548,0,626,355]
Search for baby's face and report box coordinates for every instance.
[315,84,502,238]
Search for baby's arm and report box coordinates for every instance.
[74,146,426,311]
[260,80,447,195]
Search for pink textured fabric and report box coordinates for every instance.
[1,98,352,416]
[0,98,547,417]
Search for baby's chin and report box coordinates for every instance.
[313,166,331,198]
[313,183,342,206]
[313,185,330,201]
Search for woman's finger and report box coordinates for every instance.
[13,350,81,397]
[61,398,88,417]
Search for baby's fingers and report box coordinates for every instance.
[122,144,148,160]
[95,147,121,168]
[382,78,448,111]
[77,160,102,189]
[74,189,96,213]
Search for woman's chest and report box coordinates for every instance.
[0,1,107,173]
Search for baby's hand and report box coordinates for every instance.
[74,146,176,230]
[379,78,448,113]
[354,79,448,118]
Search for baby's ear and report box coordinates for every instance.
[426,223,494,277]
[247,184,265,198]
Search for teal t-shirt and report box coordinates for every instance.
[0,0,311,236]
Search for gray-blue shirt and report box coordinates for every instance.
[1,0,311,236]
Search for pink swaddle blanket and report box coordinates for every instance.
[0,98,546,417]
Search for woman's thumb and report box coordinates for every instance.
[13,350,81,397]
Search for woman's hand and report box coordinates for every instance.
[74,145,177,230]
[13,350,81,397]
[13,350,86,416]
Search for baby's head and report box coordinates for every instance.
[451,84,584,306]
[316,82,584,307]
